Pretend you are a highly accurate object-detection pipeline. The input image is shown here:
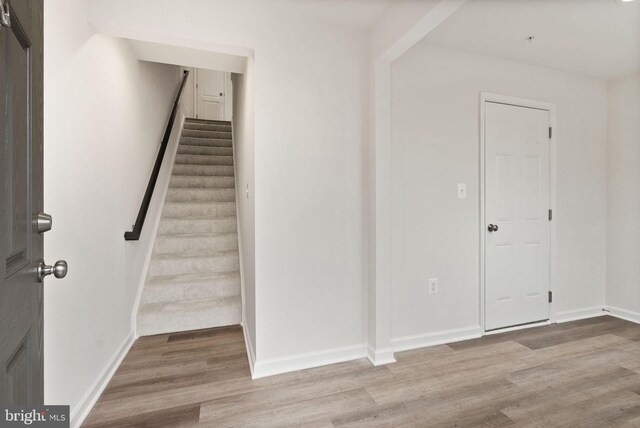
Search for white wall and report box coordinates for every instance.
[88,0,369,366]
[366,0,469,362]
[231,58,257,364]
[129,39,247,74]
[44,0,180,421]
[606,74,640,319]
[390,44,608,343]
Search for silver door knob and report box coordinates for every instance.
[37,260,68,282]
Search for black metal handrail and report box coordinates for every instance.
[124,70,190,241]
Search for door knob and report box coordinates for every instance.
[37,260,68,282]
[488,224,499,232]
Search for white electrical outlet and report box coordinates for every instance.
[428,278,439,294]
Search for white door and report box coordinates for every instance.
[195,69,226,120]
[484,101,551,331]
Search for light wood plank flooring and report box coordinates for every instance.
[84,316,640,427]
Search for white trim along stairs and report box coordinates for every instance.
[137,118,241,336]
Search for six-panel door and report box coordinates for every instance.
[196,69,226,120]
[485,101,551,331]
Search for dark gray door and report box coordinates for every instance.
[0,0,44,405]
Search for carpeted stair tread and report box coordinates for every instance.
[172,164,235,177]
[183,123,231,132]
[175,154,234,166]
[143,272,240,305]
[157,216,236,235]
[179,137,233,148]
[148,271,241,285]
[137,296,241,336]
[151,249,239,260]
[181,129,232,140]
[177,145,234,156]
[165,188,236,203]
[169,175,235,189]
[148,250,239,277]
[185,118,231,125]
[162,201,236,217]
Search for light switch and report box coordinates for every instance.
[457,183,467,199]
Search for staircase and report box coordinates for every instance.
[137,118,241,336]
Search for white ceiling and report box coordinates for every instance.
[423,0,640,81]
[281,0,394,29]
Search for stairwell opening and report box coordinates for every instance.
[122,41,255,370]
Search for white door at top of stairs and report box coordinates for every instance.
[195,69,229,121]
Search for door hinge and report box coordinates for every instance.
[548,209,553,221]
[548,291,553,303]
[549,127,553,139]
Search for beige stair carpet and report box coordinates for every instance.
[137,118,241,336]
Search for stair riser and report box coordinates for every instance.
[182,130,232,140]
[180,137,232,148]
[165,188,236,203]
[183,123,232,132]
[154,234,239,254]
[137,302,241,337]
[173,164,234,177]
[158,218,237,235]
[162,202,236,217]
[149,254,240,277]
[175,154,234,166]
[178,145,233,156]
[142,279,240,305]
[169,176,235,189]
[186,119,230,126]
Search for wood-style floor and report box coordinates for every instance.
[84,316,640,427]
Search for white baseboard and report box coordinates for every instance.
[605,305,640,324]
[556,307,606,323]
[366,346,396,366]
[391,326,482,353]
[70,331,135,428]
[241,318,256,377]
[252,343,367,379]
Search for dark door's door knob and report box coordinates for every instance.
[37,260,68,282]
[488,224,499,232]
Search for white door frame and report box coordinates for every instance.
[192,68,198,117]
[479,92,557,334]
[224,75,233,121]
